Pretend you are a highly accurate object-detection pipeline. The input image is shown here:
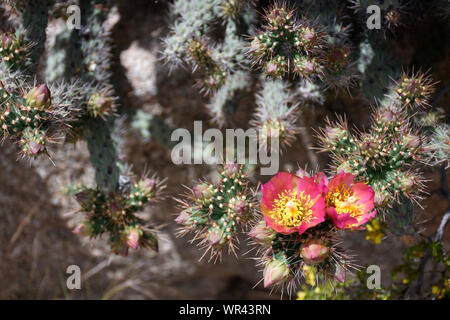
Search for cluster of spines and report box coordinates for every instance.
[250,79,300,150]
[72,174,165,255]
[318,111,426,209]
[0,29,31,70]
[187,39,227,93]
[162,0,225,68]
[249,2,326,79]
[0,82,55,158]
[316,71,436,210]
[175,164,256,262]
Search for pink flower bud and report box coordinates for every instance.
[73,224,85,235]
[248,221,276,245]
[379,108,398,123]
[263,259,290,288]
[266,62,278,75]
[28,141,45,155]
[25,84,51,110]
[231,198,248,216]
[302,28,316,43]
[334,265,346,283]
[207,228,226,247]
[175,208,192,225]
[295,168,310,178]
[126,227,142,250]
[300,239,329,265]
[192,183,213,201]
[324,126,346,142]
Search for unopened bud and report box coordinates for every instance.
[248,221,276,245]
[324,125,347,143]
[300,239,329,265]
[334,265,346,283]
[126,227,142,250]
[207,228,227,247]
[192,183,213,201]
[231,198,248,216]
[88,91,115,118]
[175,208,193,225]
[25,84,51,110]
[263,258,290,288]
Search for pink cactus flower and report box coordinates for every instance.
[260,172,326,235]
[324,172,376,229]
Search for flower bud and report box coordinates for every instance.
[207,227,227,247]
[175,208,193,225]
[263,258,290,288]
[324,125,347,143]
[88,91,115,118]
[25,84,51,110]
[139,177,158,198]
[379,108,398,123]
[73,221,93,237]
[249,221,276,245]
[231,198,248,216]
[336,161,353,174]
[192,183,213,201]
[399,174,418,193]
[300,239,329,265]
[126,227,142,250]
[334,265,346,283]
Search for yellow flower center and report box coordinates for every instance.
[271,190,315,228]
[326,186,363,217]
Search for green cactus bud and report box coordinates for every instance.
[249,220,276,245]
[263,258,290,288]
[25,84,51,110]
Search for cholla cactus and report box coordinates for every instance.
[249,170,376,295]
[175,164,256,261]
[385,70,436,109]
[0,29,31,69]
[0,80,84,159]
[187,38,227,93]
[71,173,165,255]
[317,73,436,209]
[250,79,300,149]
[249,2,326,79]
